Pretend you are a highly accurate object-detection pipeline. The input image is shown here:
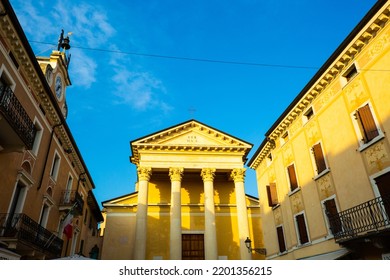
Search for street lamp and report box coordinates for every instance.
[245,237,267,255]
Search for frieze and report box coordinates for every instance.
[316,172,335,201]
[364,140,390,174]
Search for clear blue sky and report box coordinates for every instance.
[11,0,378,206]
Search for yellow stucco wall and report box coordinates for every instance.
[251,3,390,259]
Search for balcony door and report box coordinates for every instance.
[374,172,390,217]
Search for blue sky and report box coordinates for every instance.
[11,0,377,206]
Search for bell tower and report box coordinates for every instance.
[37,30,72,119]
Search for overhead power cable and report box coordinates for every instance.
[29,40,319,70]
[29,40,390,71]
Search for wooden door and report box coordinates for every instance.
[182,234,204,260]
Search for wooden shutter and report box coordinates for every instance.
[266,183,278,207]
[324,199,342,235]
[287,164,298,191]
[357,104,379,143]
[276,226,286,253]
[312,143,326,174]
[296,214,309,244]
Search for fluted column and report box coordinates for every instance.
[134,166,152,260]
[231,168,251,260]
[169,167,184,260]
[201,168,218,260]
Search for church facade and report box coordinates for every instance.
[101,120,264,260]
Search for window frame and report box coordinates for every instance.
[321,195,342,237]
[266,182,279,208]
[294,212,310,246]
[351,102,384,151]
[50,151,61,181]
[287,163,300,193]
[31,117,43,156]
[311,141,330,179]
[276,225,287,254]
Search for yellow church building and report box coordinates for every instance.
[248,0,390,260]
[100,120,264,260]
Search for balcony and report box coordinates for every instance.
[0,213,63,259]
[0,84,36,151]
[327,195,390,243]
[59,191,84,216]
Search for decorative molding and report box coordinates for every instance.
[230,168,246,183]
[137,166,152,181]
[200,168,216,182]
[169,167,184,182]
[249,4,390,169]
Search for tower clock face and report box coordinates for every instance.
[55,75,63,100]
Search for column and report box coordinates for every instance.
[201,168,218,260]
[231,168,251,260]
[169,167,184,260]
[134,166,152,260]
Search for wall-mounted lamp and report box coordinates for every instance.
[245,237,267,255]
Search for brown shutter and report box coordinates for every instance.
[266,183,278,207]
[287,164,298,191]
[357,104,379,143]
[276,226,286,253]
[312,143,326,174]
[324,199,342,235]
[296,214,309,244]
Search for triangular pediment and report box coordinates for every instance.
[130,120,253,166]
[132,120,252,148]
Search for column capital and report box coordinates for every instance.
[231,168,246,183]
[169,167,184,182]
[201,168,216,182]
[137,166,152,181]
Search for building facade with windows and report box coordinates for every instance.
[0,0,103,259]
[248,0,390,260]
[101,120,264,260]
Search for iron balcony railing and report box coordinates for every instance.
[0,83,36,149]
[327,195,390,243]
[59,190,84,216]
[0,213,63,258]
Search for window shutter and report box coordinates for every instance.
[266,183,278,207]
[276,226,286,253]
[312,143,326,174]
[324,199,342,235]
[357,104,379,143]
[287,164,298,191]
[296,214,309,244]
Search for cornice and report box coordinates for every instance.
[250,3,390,170]
[0,2,93,186]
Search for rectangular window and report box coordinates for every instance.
[323,198,342,236]
[276,226,287,253]
[312,142,327,175]
[64,175,73,203]
[32,119,43,156]
[280,132,289,145]
[355,103,379,144]
[295,213,309,245]
[287,164,299,192]
[266,183,278,207]
[50,152,61,180]
[303,107,314,124]
[343,64,358,82]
